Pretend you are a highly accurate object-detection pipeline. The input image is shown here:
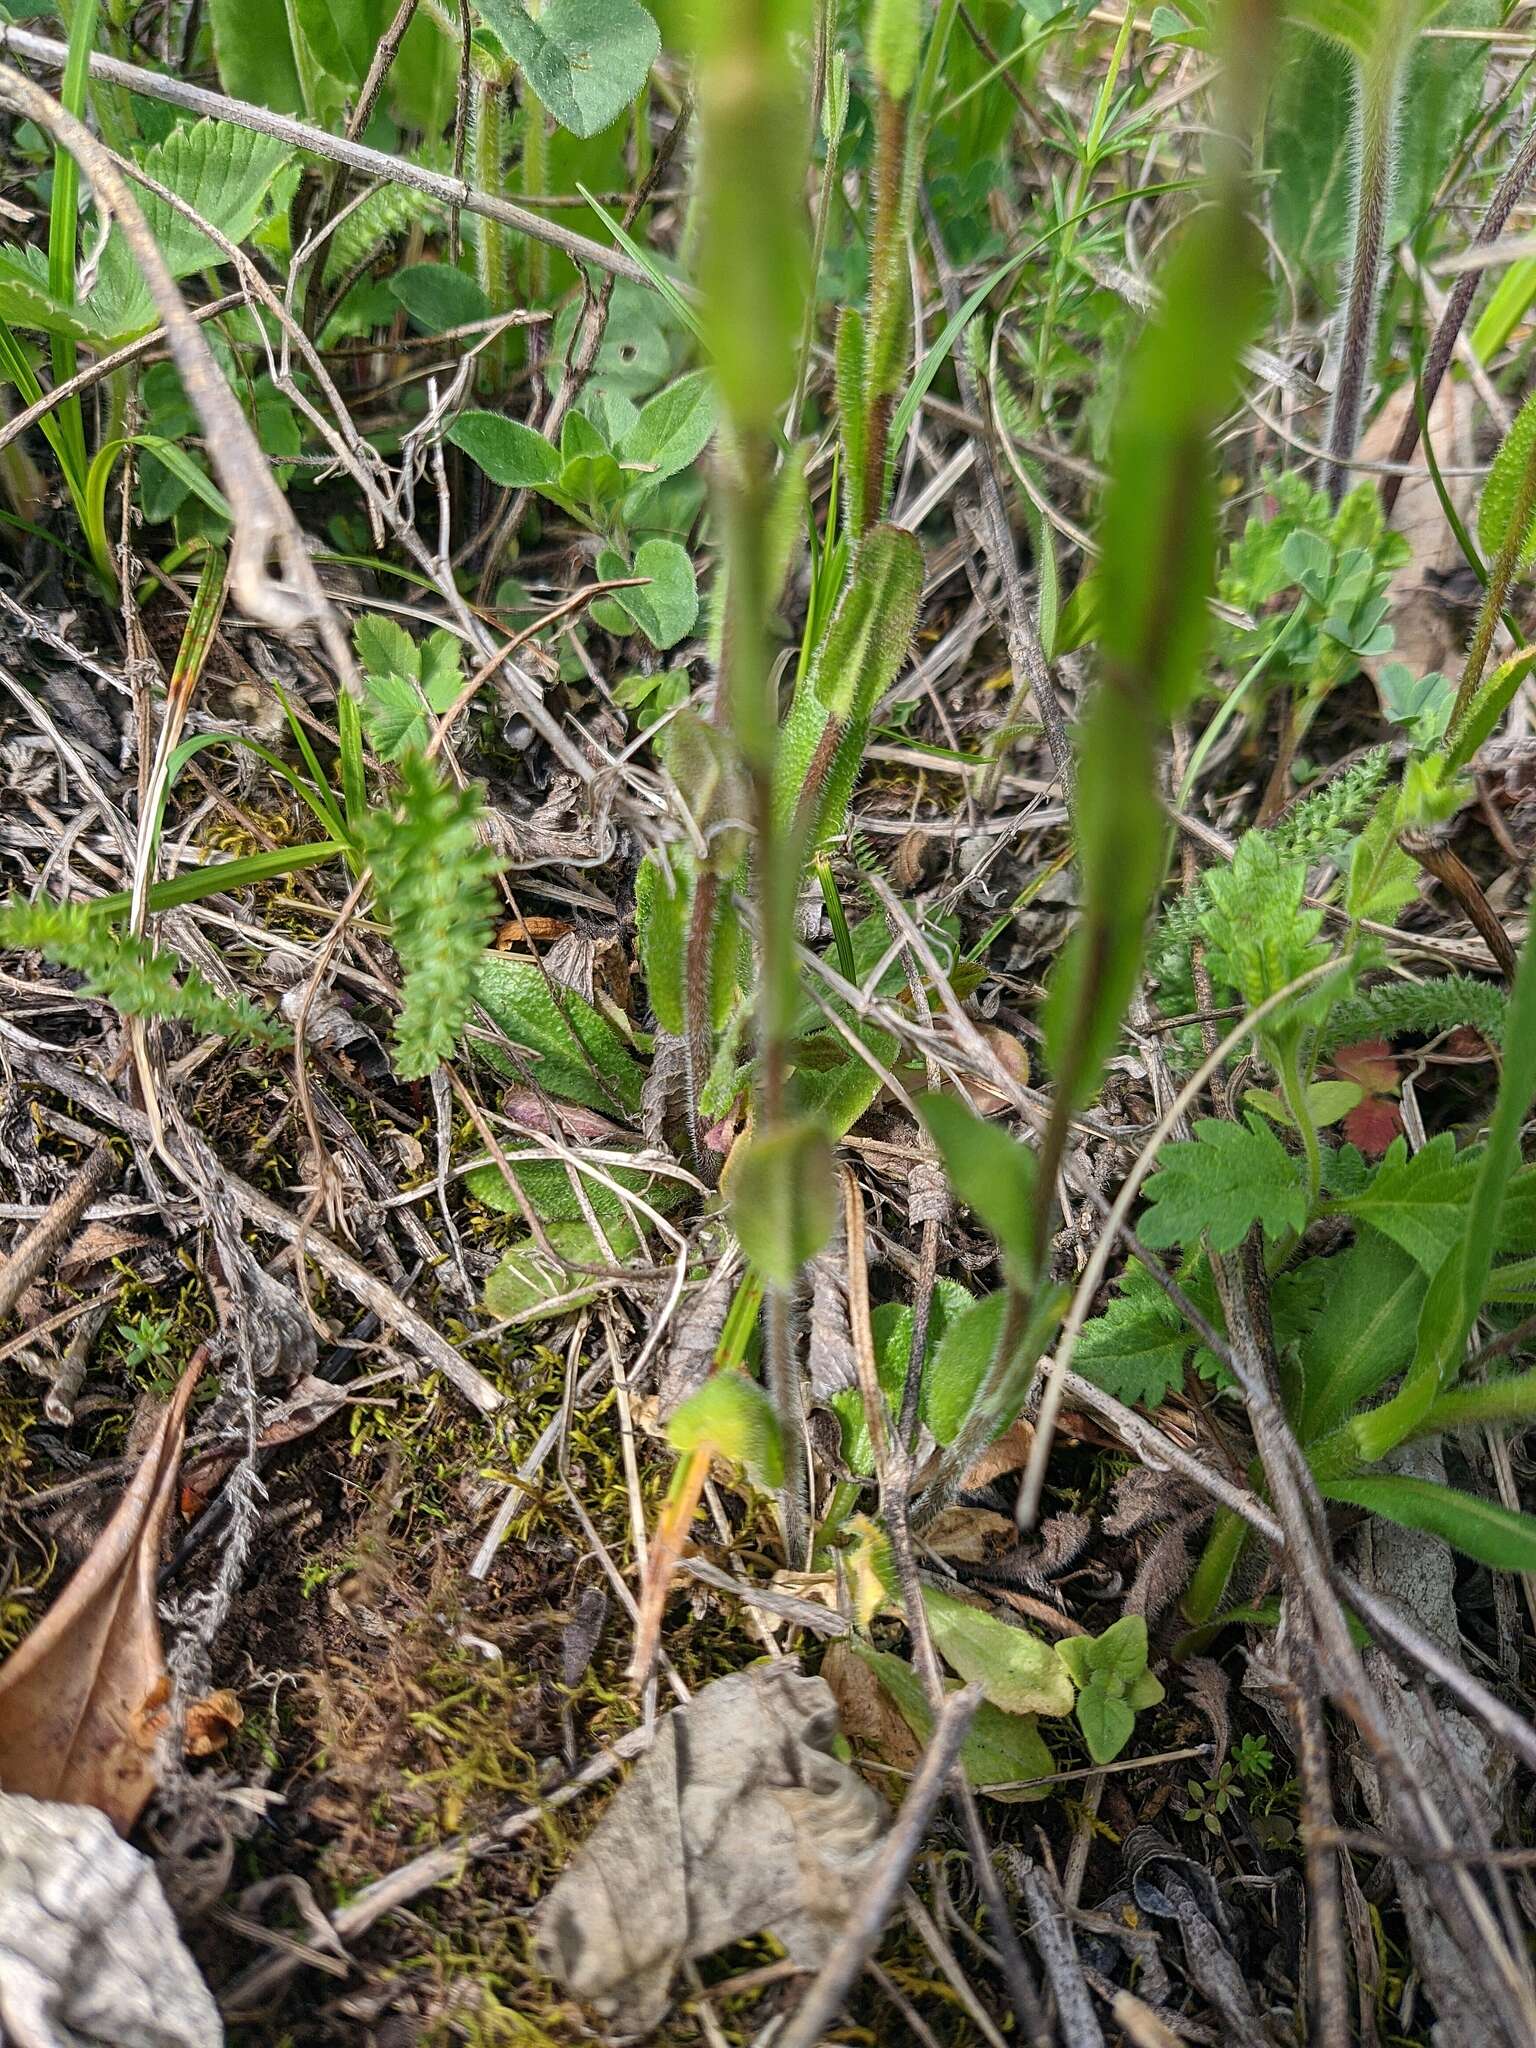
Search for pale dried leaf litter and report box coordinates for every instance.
[0,1791,221,2048]
[535,1665,887,2028]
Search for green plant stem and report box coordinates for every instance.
[1185,1503,1251,1624]
[1456,404,1536,718]
[1324,47,1400,505]
[1277,1041,1322,1211]
[861,86,908,530]
[520,87,549,308]
[470,73,512,388]
[48,0,98,500]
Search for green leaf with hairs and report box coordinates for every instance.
[728,1119,837,1287]
[917,1094,1039,1286]
[922,1585,1075,1717]
[447,411,562,489]
[1321,1474,1536,1572]
[472,955,645,1114]
[867,0,921,97]
[473,0,660,137]
[1045,201,1263,1115]
[667,1369,784,1487]
[1478,383,1536,570]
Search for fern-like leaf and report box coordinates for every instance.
[0,898,283,1042]
[1321,973,1508,1053]
[360,751,500,1079]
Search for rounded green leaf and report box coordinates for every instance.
[1076,1684,1136,1765]
[922,1583,1075,1717]
[728,1120,837,1288]
[447,411,561,488]
[667,1369,784,1488]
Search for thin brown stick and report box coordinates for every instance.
[1381,115,1536,517]
[0,1144,113,1321]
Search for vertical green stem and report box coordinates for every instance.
[520,88,549,308]
[1324,48,1400,506]
[469,75,513,387]
[697,0,813,1562]
[48,0,99,495]
[1457,407,1536,716]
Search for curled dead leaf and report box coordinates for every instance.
[184,1689,243,1758]
[0,1352,205,1833]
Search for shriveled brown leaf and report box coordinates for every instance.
[0,1352,205,1832]
[957,1024,1032,1117]
[183,1688,243,1758]
[924,1504,1017,1562]
[962,1419,1035,1488]
[819,1640,924,1773]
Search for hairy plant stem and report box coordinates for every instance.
[862,86,909,531]
[469,75,513,388]
[1381,113,1536,515]
[1456,410,1536,716]
[1325,47,1401,505]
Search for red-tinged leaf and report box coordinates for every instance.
[1345,1095,1405,1157]
[0,1353,205,1832]
[1332,1038,1401,1098]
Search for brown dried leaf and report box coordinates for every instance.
[924,1505,1017,1562]
[183,1688,243,1758]
[0,1353,204,1832]
[819,1640,924,1773]
[962,1420,1035,1489]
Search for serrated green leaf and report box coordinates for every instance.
[1075,1263,1196,1408]
[88,121,292,339]
[728,1120,837,1287]
[447,411,562,488]
[1322,1474,1536,1572]
[667,1369,784,1488]
[922,1584,1075,1717]
[474,0,660,137]
[1139,1115,1309,1253]
[472,954,644,1114]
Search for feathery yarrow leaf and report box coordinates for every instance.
[0,898,283,1042]
[361,751,500,1079]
